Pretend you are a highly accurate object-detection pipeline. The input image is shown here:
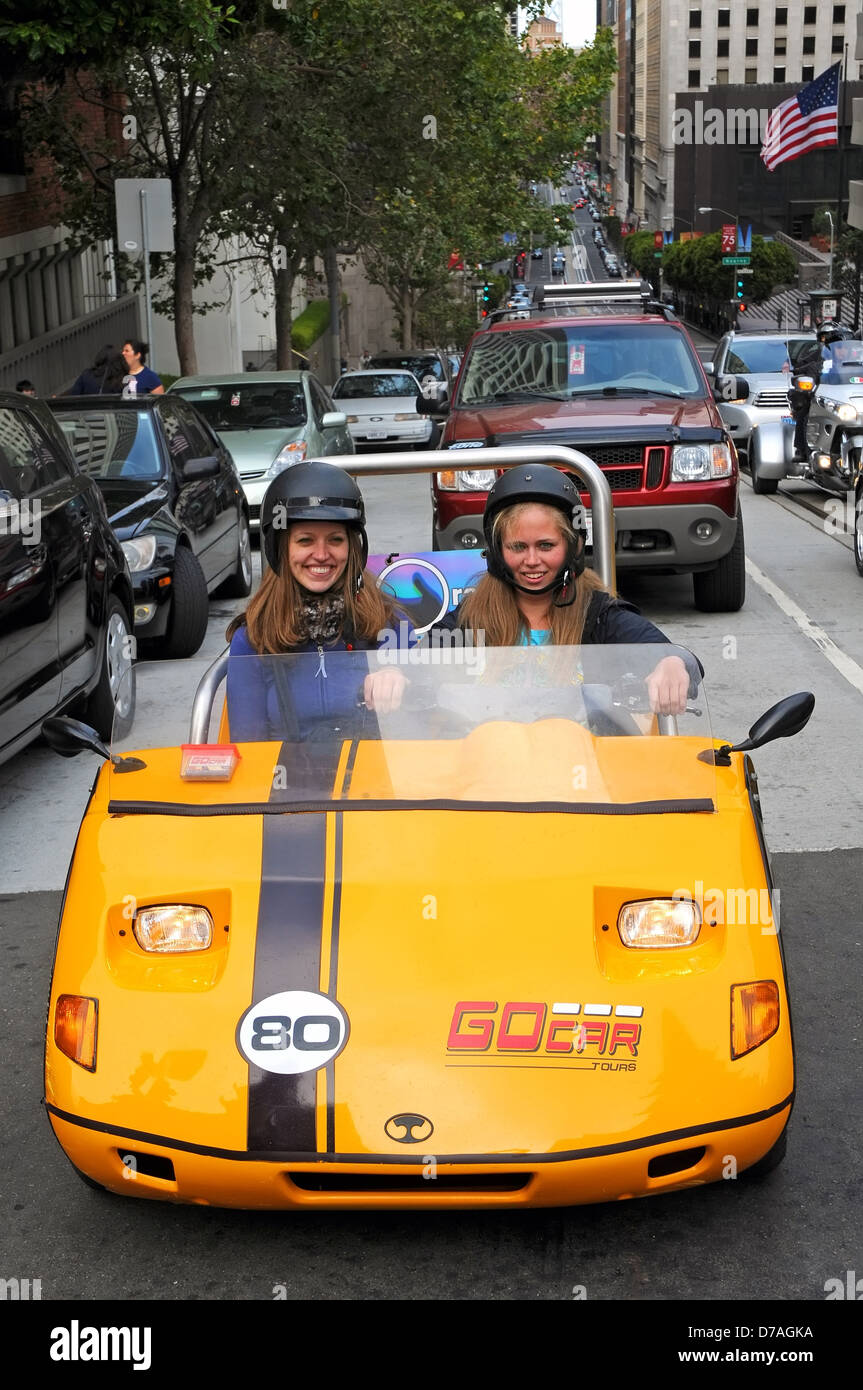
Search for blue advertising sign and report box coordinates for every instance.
[367,550,487,633]
[737,224,752,252]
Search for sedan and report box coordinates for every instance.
[169,372,353,527]
[49,395,251,658]
[331,370,434,448]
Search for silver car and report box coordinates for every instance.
[331,369,433,448]
[168,371,353,526]
[708,330,816,463]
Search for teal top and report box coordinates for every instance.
[519,628,552,646]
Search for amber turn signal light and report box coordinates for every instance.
[54,994,98,1071]
[731,981,779,1059]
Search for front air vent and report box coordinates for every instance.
[647,1146,706,1178]
[117,1150,176,1182]
[645,447,666,488]
[286,1172,533,1194]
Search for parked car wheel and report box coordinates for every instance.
[219,511,253,598]
[85,597,135,741]
[692,506,746,612]
[854,483,863,577]
[161,546,209,659]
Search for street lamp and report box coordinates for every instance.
[699,206,742,324]
[825,210,835,291]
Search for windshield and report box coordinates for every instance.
[457,323,705,404]
[171,383,307,430]
[52,408,163,481]
[821,342,863,383]
[369,356,444,382]
[726,338,813,374]
[333,373,419,400]
[109,646,714,812]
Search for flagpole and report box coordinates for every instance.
[837,46,847,234]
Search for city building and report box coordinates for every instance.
[596,1,863,235]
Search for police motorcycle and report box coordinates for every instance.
[745,325,861,496]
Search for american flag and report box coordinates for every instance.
[761,63,840,171]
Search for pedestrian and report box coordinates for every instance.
[65,344,125,395]
[360,347,372,369]
[15,380,36,396]
[121,340,164,395]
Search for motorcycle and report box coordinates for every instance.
[748,341,863,496]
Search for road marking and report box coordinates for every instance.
[745,557,863,696]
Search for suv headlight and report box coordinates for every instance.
[268,441,307,476]
[671,442,733,481]
[436,467,497,491]
[121,535,157,572]
[836,403,858,422]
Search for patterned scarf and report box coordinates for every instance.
[297,588,347,644]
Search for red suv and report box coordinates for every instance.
[429,287,744,611]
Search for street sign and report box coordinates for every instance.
[736,267,754,275]
[721,224,736,254]
[654,251,663,258]
[722,255,751,265]
[115,179,174,254]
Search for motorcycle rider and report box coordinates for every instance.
[791,322,847,462]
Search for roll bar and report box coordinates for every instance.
[189,445,616,743]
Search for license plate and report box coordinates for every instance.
[781,415,794,424]
[365,431,387,440]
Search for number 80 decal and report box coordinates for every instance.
[236,990,350,1075]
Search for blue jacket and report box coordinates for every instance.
[227,622,411,742]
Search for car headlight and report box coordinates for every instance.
[268,441,307,476]
[617,898,701,948]
[121,535,157,573]
[133,905,214,953]
[436,468,497,491]
[837,403,858,422]
[671,442,733,481]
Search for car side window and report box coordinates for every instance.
[0,407,68,493]
[158,400,199,470]
[308,379,328,423]
[169,399,215,459]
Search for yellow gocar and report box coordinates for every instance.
[42,634,812,1210]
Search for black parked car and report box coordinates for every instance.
[0,390,134,762]
[49,395,252,658]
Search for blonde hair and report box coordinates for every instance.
[226,526,397,653]
[458,501,614,645]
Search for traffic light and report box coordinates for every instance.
[735,277,744,300]
[481,283,492,317]
[738,302,747,314]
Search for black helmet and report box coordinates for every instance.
[817,321,847,345]
[483,463,589,600]
[260,460,368,574]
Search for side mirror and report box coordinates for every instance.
[321,411,348,429]
[703,361,715,377]
[732,691,814,752]
[42,716,111,761]
[714,374,749,402]
[182,454,220,479]
[416,392,449,417]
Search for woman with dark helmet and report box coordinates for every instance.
[226,460,408,740]
[432,463,700,715]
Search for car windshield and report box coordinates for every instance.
[333,373,419,399]
[725,338,812,374]
[458,323,705,404]
[821,341,863,382]
[171,383,307,430]
[369,356,444,381]
[109,646,714,811]
[52,408,163,481]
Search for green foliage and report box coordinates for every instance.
[290,299,330,352]
[602,214,621,249]
[621,229,657,277]
[661,232,797,305]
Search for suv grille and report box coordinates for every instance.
[753,390,791,407]
[584,444,643,466]
[645,447,666,488]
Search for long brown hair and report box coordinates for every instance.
[458,502,614,645]
[226,526,397,653]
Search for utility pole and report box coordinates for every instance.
[324,244,341,386]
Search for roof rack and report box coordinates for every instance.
[531,280,677,321]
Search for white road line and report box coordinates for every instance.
[745,556,863,697]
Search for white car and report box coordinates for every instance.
[331,370,434,448]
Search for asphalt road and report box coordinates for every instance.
[1,217,861,1305]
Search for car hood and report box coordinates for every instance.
[451,395,717,440]
[215,426,304,472]
[95,478,169,535]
